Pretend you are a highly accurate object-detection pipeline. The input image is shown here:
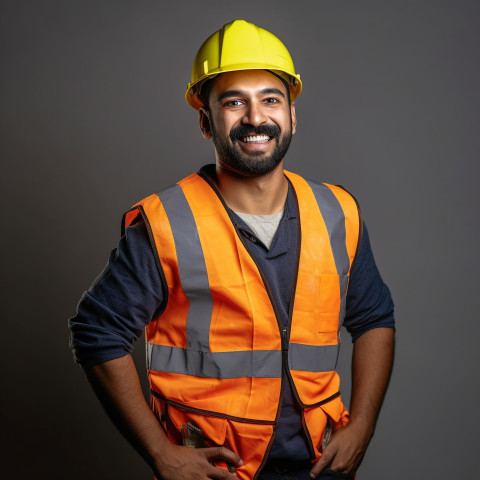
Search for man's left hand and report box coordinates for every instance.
[309,421,372,478]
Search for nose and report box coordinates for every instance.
[242,102,267,127]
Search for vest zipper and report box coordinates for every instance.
[282,327,288,351]
[284,184,316,459]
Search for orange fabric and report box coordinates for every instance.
[150,395,274,480]
[179,174,281,354]
[284,172,340,349]
[124,171,361,479]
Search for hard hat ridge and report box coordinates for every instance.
[186,19,302,110]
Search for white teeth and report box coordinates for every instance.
[242,135,270,143]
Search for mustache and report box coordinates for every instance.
[229,124,281,142]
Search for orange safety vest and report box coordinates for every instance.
[123,169,361,480]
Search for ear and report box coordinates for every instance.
[290,102,297,135]
[199,108,212,139]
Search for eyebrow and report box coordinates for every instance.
[216,87,286,103]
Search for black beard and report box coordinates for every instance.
[210,122,292,177]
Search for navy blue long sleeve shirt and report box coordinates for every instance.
[69,174,394,461]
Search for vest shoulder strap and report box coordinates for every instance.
[284,171,361,273]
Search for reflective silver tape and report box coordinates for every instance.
[289,343,340,373]
[158,185,213,352]
[148,343,283,379]
[306,181,350,276]
[146,342,153,370]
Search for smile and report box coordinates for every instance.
[241,135,271,143]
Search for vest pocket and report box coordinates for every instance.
[305,395,350,459]
[166,403,228,448]
[317,274,348,334]
[320,394,349,430]
[150,394,228,447]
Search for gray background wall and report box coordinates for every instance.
[2,0,479,478]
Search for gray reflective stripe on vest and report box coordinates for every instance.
[147,343,283,379]
[288,343,339,373]
[157,185,213,351]
[305,181,350,276]
[306,181,350,331]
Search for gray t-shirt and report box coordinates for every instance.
[234,209,284,249]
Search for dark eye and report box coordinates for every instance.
[225,99,243,107]
[264,97,279,104]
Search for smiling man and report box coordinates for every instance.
[200,69,296,179]
[69,20,395,480]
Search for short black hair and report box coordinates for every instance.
[197,71,291,112]
[198,78,215,111]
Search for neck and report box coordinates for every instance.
[214,161,288,215]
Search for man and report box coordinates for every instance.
[69,20,394,480]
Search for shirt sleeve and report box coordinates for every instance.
[68,217,165,367]
[343,222,395,342]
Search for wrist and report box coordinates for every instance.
[345,416,375,441]
[147,435,175,471]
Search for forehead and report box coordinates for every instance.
[210,70,288,98]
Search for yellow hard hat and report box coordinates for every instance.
[186,19,302,110]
